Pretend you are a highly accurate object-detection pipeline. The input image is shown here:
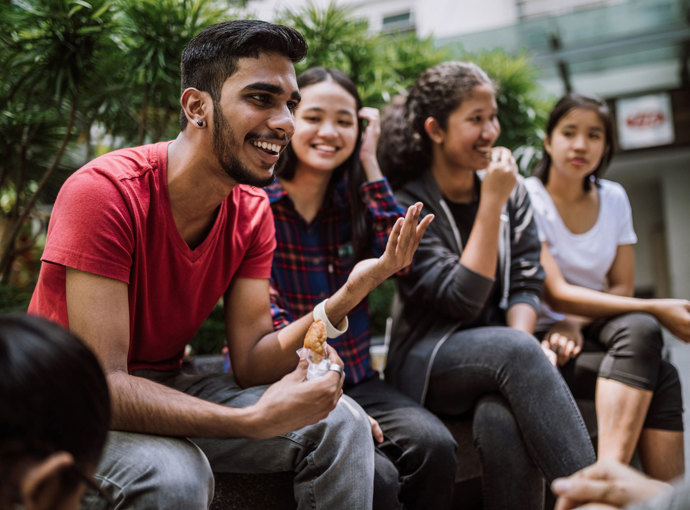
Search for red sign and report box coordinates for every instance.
[626,111,666,129]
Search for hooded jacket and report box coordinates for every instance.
[385,169,544,404]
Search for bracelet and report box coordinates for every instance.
[313,299,349,338]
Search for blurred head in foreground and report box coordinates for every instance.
[0,314,111,510]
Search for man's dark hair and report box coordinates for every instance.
[0,314,111,506]
[179,19,307,130]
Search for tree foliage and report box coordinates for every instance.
[1,0,119,284]
[277,1,449,108]
[1,2,552,348]
[0,0,234,288]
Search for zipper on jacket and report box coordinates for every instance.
[438,198,463,252]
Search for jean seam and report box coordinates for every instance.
[282,431,318,450]
[431,361,504,379]
[303,444,318,510]
[551,367,593,463]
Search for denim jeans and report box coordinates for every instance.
[424,326,596,510]
[345,377,457,510]
[86,370,375,510]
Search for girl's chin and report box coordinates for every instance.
[297,161,340,174]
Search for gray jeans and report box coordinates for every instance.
[86,370,375,510]
[425,326,596,510]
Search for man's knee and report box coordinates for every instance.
[95,432,214,509]
[327,395,374,442]
[146,438,214,505]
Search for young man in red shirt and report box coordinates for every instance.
[29,19,431,508]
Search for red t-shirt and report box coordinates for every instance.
[29,141,276,371]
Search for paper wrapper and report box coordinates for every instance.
[297,344,331,380]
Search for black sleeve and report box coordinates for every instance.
[396,191,495,321]
[507,178,545,312]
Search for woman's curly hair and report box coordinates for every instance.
[378,61,494,189]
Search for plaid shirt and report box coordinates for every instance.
[266,177,404,384]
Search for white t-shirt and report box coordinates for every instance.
[525,176,638,330]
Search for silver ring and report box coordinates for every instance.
[490,153,501,163]
[328,364,344,376]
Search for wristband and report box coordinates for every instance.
[313,299,348,338]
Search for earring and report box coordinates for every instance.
[197,120,204,127]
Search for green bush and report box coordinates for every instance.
[189,302,226,355]
[0,283,33,313]
[4,1,552,353]
[368,279,396,337]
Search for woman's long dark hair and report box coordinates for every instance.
[378,61,494,189]
[532,92,615,191]
[275,67,371,261]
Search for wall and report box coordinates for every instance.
[662,163,690,299]
[414,0,517,38]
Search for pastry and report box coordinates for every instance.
[304,319,327,363]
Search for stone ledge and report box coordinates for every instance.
[210,472,296,510]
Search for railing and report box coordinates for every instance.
[437,0,688,78]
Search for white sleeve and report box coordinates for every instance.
[610,181,638,245]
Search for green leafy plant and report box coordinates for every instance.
[0,0,235,289]
[114,0,230,145]
[1,0,118,284]
[277,1,448,109]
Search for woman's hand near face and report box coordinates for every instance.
[481,147,517,208]
[358,107,383,182]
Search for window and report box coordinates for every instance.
[382,10,415,34]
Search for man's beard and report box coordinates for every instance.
[212,104,275,187]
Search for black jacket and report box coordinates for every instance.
[385,169,544,404]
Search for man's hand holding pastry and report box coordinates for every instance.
[246,321,345,439]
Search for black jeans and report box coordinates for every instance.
[560,312,684,431]
[425,326,596,510]
[345,377,457,510]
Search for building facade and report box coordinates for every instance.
[246,0,690,300]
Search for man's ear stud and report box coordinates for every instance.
[197,120,204,127]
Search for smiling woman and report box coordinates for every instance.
[378,61,597,509]
[265,67,458,510]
